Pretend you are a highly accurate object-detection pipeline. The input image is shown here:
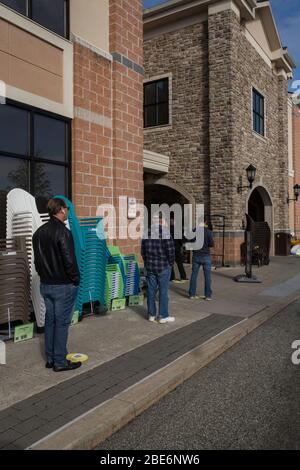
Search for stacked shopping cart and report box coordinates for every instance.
[0,237,30,336]
[105,264,125,308]
[123,254,141,297]
[105,247,141,309]
[55,197,107,317]
[6,189,48,328]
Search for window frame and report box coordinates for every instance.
[0,99,72,203]
[252,87,265,137]
[144,77,170,129]
[0,0,70,39]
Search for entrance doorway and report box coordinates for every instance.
[144,178,195,263]
[248,189,265,222]
[247,185,274,255]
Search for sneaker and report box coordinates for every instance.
[179,279,188,283]
[189,295,200,300]
[172,280,181,283]
[205,297,212,301]
[159,316,175,324]
[148,316,156,322]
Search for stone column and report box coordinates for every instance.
[208,4,244,265]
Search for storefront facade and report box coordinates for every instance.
[0,0,144,255]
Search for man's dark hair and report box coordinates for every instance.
[47,198,66,217]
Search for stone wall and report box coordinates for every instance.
[293,105,300,238]
[144,22,210,211]
[144,6,290,264]
[209,9,289,233]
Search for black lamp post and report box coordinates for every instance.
[287,184,300,204]
[237,165,257,194]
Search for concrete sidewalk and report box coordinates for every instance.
[0,256,300,449]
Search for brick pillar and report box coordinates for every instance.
[109,0,144,255]
[72,41,113,217]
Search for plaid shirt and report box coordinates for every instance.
[141,225,175,274]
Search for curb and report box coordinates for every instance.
[29,292,300,450]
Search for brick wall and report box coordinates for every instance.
[110,0,144,254]
[72,0,144,256]
[212,234,244,267]
[73,42,113,218]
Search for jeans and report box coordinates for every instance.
[40,284,78,367]
[188,255,212,298]
[171,251,187,281]
[147,267,171,319]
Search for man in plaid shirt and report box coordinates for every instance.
[141,214,175,323]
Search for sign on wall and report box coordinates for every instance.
[128,197,137,219]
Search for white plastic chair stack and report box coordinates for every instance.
[6,189,49,328]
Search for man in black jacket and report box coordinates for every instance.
[33,198,81,372]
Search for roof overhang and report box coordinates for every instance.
[255,1,296,73]
[144,0,256,31]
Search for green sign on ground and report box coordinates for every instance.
[129,294,144,307]
[14,323,34,343]
[71,311,79,325]
[111,298,126,311]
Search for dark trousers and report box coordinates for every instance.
[171,251,187,280]
[40,284,78,367]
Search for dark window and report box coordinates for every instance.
[0,156,29,194]
[253,88,265,136]
[144,78,169,128]
[0,0,69,38]
[34,114,67,162]
[34,162,68,212]
[0,102,70,235]
[0,105,29,155]
[0,0,26,14]
[31,0,67,37]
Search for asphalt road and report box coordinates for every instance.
[96,299,300,450]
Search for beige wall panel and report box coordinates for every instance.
[10,56,63,103]
[0,18,9,53]
[0,50,9,82]
[0,4,73,117]
[70,0,109,52]
[9,24,63,76]
[245,17,273,59]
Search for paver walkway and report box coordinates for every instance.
[0,256,300,449]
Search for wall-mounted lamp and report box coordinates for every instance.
[287,184,300,204]
[237,165,257,194]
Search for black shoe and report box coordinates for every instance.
[53,361,82,372]
[45,362,54,369]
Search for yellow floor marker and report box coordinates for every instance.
[67,353,89,363]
